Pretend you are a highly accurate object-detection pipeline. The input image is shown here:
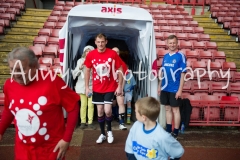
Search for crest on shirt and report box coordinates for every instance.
[172,59,176,63]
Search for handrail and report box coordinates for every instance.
[32,0,37,8]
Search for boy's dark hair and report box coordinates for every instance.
[95,33,107,41]
[135,97,160,121]
[167,35,178,41]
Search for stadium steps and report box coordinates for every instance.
[0,8,51,89]
[194,13,240,71]
[0,8,50,46]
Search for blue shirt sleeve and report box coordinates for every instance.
[179,52,187,73]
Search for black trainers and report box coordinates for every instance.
[171,132,178,140]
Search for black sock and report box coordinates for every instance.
[105,115,112,131]
[173,128,179,136]
[166,124,172,133]
[98,116,105,135]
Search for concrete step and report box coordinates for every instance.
[199,23,220,29]
[203,28,227,35]
[13,24,43,29]
[24,8,51,17]
[19,16,47,23]
[7,31,38,36]
[210,35,236,42]
[216,41,240,47]
[10,28,40,33]
[193,17,214,23]
[0,42,32,52]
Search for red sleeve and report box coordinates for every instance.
[0,109,14,135]
[62,102,79,142]
[121,60,128,74]
[84,50,93,68]
[56,76,80,112]
[114,53,123,70]
[0,81,14,135]
[152,59,158,77]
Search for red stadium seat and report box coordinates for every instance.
[50,11,62,16]
[29,46,43,57]
[0,3,11,8]
[155,32,163,40]
[5,8,20,15]
[174,15,184,20]
[43,46,58,58]
[176,5,185,11]
[184,15,193,21]
[209,62,222,71]
[157,58,163,68]
[212,51,226,64]
[63,6,73,11]
[53,6,63,11]
[151,10,160,15]
[65,1,75,7]
[156,40,167,49]
[38,57,53,67]
[166,5,176,10]
[194,27,204,34]
[47,37,59,47]
[192,41,205,50]
[188,21,198,27]
[157,20,167,26]
[180,11,189,16]
[158,5,167,10]
[191,81,209,94]
[38,28,51,37]
[183,26,194,33]
[182,81,192,93]
[171,26,183,33]
[205,41,217,50]
[199,51,212,63]
[185,50,199,61]
[210,82,228,95]
[157,50,167,59]
[228,82,240,94]
[233,72,240,82]
[154,26,159,32]
[161,10,171,15]
[43,22,56,29]
[222,62,237,72]
[154,15,164,20]
[55,1,65,6]
[162,32,175,40]
[175,33,188,40]
[0,8,6,13]
[47,16,59,22]
[50,65,62,74]
[179,40,192,50]
[201,95,221,101]
[51,29,60,37]
[159,26,171,32]
[164,14,175,20]
[199,34,210,41]
[167,20,178,26]
[61,11,69,17]
[188,33,199,41]
[178,20,189,26]
[53,58,60,66]
[170,10,180,15]
[58,17,67,22]
[11,3,24,10]
[192,61,207,70]
[55,22,65,29]
[33,36,47,46]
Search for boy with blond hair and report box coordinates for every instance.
[125,97,184,160]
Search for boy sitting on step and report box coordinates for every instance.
[125,97,184,160]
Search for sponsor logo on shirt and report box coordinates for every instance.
[164,63,174,67]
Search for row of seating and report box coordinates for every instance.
[155,26,204,33]
[0,2,24,10]
[38,28,60,38]
[210,6,238,13]
[153,15,193,21]
[210,3,240,8]
[47,16,66,23]
[38,57,60,67]
[0,0,24,3]
[206,0,240,5]
[149,9,189,15]
[155,32,210,41]
[158,50,223,61]
[29,46,58,59]
[0,7,21,15]
[154,19,198,27]
[170,0,205,6]
[156,40,217,50]
[43,21,64,29]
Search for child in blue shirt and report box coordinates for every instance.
[124,69,136,124]
[125,97,184,160]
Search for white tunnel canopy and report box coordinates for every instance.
[59,3,158,99]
